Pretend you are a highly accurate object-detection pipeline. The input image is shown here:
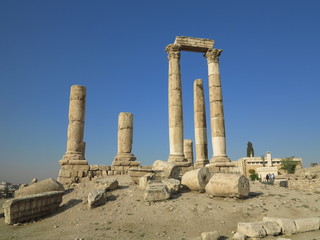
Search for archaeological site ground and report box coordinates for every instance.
[1,37,320,240]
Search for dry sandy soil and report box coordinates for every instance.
[1,175,320,240]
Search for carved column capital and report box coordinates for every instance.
[205,49,223,63]
[165,44,181,60]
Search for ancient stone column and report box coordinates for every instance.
[60,85,88,165]
[165,44,187,163]
[184,139,194,165]
[205,49,230,163]
[113,112,136,162]
[193,79,209,168]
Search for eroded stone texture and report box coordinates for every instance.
[181,167,211,191]
[174,36,214,53]
[237,222,267,238]
[152,160,180,179]
[144,182,170,202]
[139,173,155,190]
[4,191,63,224]
[113,112,137,162]
[294,217,320,233]
[88,190,107,209]
[263,217,298,235]
[193,79,209,168]
[161,178,181,193]
[15,178,65,198]
[94,178,119,191]
[204,49,230,163]
[166,44,187,163]
[60,85,88,165]
[184,139,194,164]
[205,173,249,198]
[201,231,220,240]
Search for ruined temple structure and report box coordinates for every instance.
[58,86,145,185]
[165,36,239,173]
[57,36,241,185]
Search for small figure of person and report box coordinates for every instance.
[266,173,270,183]
[270,173,275,184]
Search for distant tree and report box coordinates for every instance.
[247,141,254,157]
[248,169,259,181]
[281,157,298,174]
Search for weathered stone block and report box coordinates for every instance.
[237,222,267,238]
[4,191,63,224]
[174,36,214,53]
[205,173,249,198]
[139,173,155,190]
[94,178,119,191]
[152,160,180,179]
[263,217,297,235]
[161,178,180,193]
[294,217,320,232]
[88,190,107,209]
[144,183,170,202]
[263,221,281,236]
[181,167,211,191]
[274,179,288,187]
[15,178,65,198]
[232,232,247,240]
[201,231,220,240]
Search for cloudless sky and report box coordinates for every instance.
[1,0,319,184]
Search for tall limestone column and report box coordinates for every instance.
[205,49,230,163]
[113,112,136,162]
[165,44,187,163]
[193,79,209,168]
[184,139,194,165]
[60,85,88,165]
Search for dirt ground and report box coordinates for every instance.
[1,175,320,240]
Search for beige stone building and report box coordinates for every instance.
[236,152,302,178]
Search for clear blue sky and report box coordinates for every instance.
[1,0,319,184]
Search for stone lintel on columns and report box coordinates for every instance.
[174,36,214,53]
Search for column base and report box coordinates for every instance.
[194,160,209,168]
[114,153,136,162]
[168,154,187,163]
[210,155,230,163]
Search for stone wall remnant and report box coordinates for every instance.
[3,191,63,225]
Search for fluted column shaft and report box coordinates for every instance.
[166,44,186,162]
[205,49,230,162]
[60,85,87,165]
[193,79,209,167]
